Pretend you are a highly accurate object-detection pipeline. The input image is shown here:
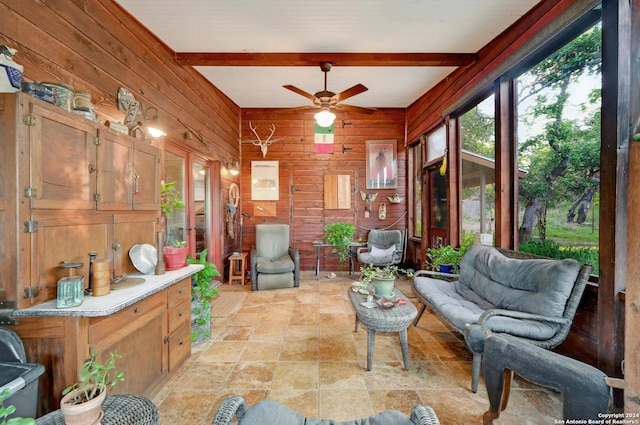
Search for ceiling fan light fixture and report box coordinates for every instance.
[315,109,336,128]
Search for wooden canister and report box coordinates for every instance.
[91,259,111,296]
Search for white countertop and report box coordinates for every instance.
[11,265,203,318]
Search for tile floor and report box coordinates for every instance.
[152,271,563,424]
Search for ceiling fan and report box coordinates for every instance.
[283,61,376,126]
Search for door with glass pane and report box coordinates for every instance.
[164,151,187,246]
[192,160,210,257]
[427,164,448,247]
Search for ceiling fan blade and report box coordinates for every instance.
[283,85,317,101]
[333,84,368,102]
[334,104,377,114]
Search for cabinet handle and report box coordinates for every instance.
[134,307,140,314]
[133,173,140,195]
[179,341,183,347]
[178,288,183,294]
[178,312,183,317]
[88,163,96,173]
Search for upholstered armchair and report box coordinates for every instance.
[250,223,300,290]
[356,229,403,266]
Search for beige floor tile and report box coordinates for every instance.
[268,389,319,418]
[240,341,283,361]
[319,361,367,389]
[272,361,319,389]
[319,389,373,421]
[225,362,277,389]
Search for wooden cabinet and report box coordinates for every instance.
[9,272,196,415]
[0,93,161,309]
[89,292,168,396]
[167,278,192,370]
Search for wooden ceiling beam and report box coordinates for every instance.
[174,52,477,67]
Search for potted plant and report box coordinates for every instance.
[323,222,356,270]
[60,350,124,425]
[160,181,187,271]
[187,249,221,345]
[164,240,188,271]
[426,245,462,273]
[359,263,412,298]
[0,389,35,425]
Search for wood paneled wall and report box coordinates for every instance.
[0,0,241,269]
[240,109,407,271]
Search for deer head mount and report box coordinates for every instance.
[249,121,276,158]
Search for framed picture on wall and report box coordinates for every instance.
[366,140,397,189]
[251,160,279,200]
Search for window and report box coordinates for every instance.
[410,143,422,238]
[515,22,601,273]
[460,95,496,245]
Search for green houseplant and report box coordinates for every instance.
[323,222,356,269]
[60,350,124,425]
[426,245,462,273]
[0,389,35,425]
[186,249,221,345]
[359,263,412,298]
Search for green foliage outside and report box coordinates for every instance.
[519,238,599,275]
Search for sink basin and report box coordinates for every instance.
[110,277,146,290]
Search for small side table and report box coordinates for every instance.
[228,252,248,285]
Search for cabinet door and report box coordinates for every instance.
[96,129,134,210]
[89,293,168,397]
[27,99,98,210]
[112,212,157,277]
[28,211,112,308]
[133,142,161,211]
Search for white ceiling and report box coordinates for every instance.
[115,0,541,109]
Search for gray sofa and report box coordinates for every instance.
[412,243,592,392]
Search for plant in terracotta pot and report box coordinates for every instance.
[323,222,356,270]
[359,263,412,299]
[160,181,187,271]
[60,350,124,425]
[187,249,221,345]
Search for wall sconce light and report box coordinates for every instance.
[144,107,166,138]
[315,108,336,128]
[225,158,240,176]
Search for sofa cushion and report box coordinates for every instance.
[256,254,295,274]
[370,244,395,258]
[413,277,560,340]
[458,244,581,318]
[240,400,416,425]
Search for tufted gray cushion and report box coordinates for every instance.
[413,277,560,339]
[458,244,581,318]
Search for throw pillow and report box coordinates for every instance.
[370,245,395,258]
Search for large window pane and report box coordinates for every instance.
[460,95,496,246]
[516,23,601,273]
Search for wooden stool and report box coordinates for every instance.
[228,252,248,285]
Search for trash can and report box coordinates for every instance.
[0,327,45,419]
[0,361,45,418]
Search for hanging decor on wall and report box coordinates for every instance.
[249,121,277,158]
[366,140,397,189]
[314,123,334,153]
[360,191,378,218]
[251,161,279,200]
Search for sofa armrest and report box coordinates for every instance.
[477,309,570,326]
[357,246,369,255]
[414,270,460,280]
